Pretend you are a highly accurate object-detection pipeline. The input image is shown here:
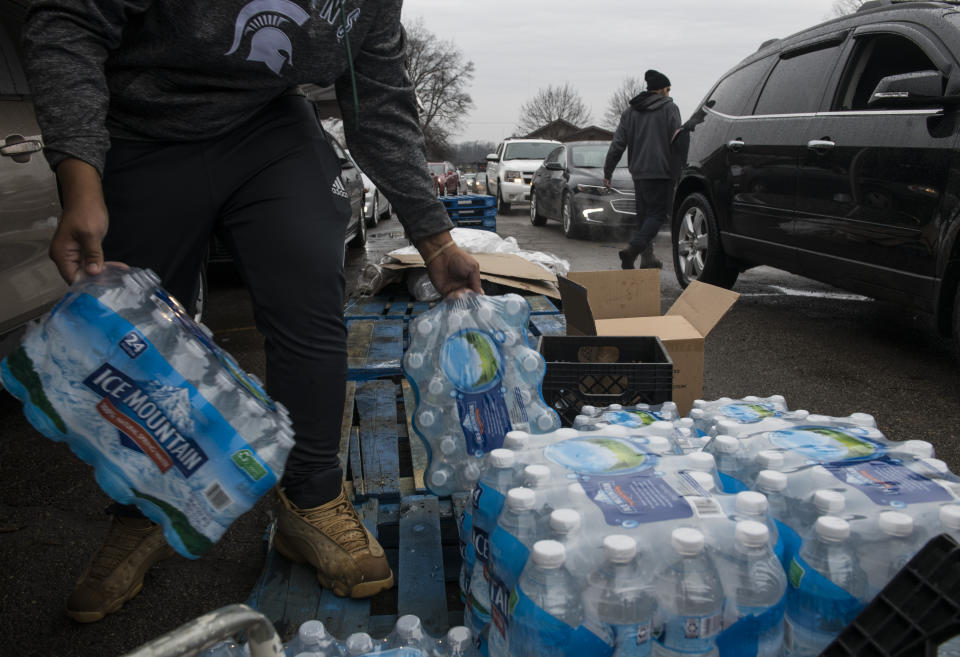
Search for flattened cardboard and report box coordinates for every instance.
[387,251,557,283]
[666,280,740,338]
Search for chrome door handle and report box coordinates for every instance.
[726,139,745,152]
[1,134,44,161]
[807,139,835,152]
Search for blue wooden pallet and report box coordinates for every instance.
[528,313,567,337]
[438,194,496,210]
[344,295,435,322]
[346,319,404,380]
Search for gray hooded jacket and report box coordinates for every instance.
[604,91,682,181]
[22,0,453,242]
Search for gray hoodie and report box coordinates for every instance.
[22,0,453,242]
[603,91,681,182]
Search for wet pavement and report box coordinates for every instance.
[1,207,958,656]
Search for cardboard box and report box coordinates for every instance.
[383,251,560,298]
[557,270,739,415]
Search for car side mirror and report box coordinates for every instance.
[868,70,944,108]
[544,161,564,171]
[339,157,354,169]
[486,153,499,162]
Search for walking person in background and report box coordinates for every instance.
[22,0,481,622]
[603,69,682,270]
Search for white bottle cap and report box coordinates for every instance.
[687,452,716,471]
[792,409,810,420]
[604,425,631,437]
[692,399,708,409]
[671,527,705,556]
[895,440,935,459]
[813,489,846,515]
[580,405,598,416]
[735,520,770,549]
[439,436,458,455]
[675,417,694,429]
[532,540,566,568]
[522,353,540,372]
[849,412,876,427]
[879,511,914,537]
[717,419,740,432]
[430,469,449,488]
[505,296,524,315]
[395,614,423,640]
[662,401,678,414]
[503,431,530,450]
[647,436,672,454]
[537,413,556,431]
[461,461,481,483]
[506,487,537,511]
[345,633,375,657]
[488,448,515,469]
[418,410,435,428]
[941,505,960,530]
[406,352,424,369]
[603,534,638,563]
[650,420,675,432]
[608,404,623,410]
[770,394,787,406]
[445,626,473,650]
[756,450,784,470]
[806,414,830,424]
[298,620,327,645]
[416,319,433,335]
[573,415,591,426]
[815,516,850,542]
[736,491,769,515]
[568,482,590,505]
[689,408,707,419]
[809,465,837,488]
[713,435,740,453]
[554,428,580,440]
[549,508,581,534]
[523,464,551,488]
[427,377,446,395]
[688,471,716,492]
[756,470,787,493]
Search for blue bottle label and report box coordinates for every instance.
[767,426,885,463]
[715,594,786,657]
[786,554,865,631]
[720,402,781,423]
[823,456,954,507]
[656,610,724,653]
[510,588,609,656]
[601,409,662,427]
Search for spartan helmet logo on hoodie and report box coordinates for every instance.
[225,0,311,75]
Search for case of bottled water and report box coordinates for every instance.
[403,292,561,497]
[0,266,294,558]
[278,617,476,656]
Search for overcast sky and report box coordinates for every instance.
[400,0,841,144]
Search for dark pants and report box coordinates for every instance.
[102,94,350,507]
[629,178,672,251]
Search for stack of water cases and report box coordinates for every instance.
[402,292,561,497]
[0,266,294,559]
[457,395,960,657]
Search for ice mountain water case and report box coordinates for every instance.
[0,266,294,558]
[402,292,560,496]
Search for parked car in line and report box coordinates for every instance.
[486,138,561,213]
[462,172,481,194]
[428,160,460,196]
[529,141,632,238]
[674,0,960,356]
[360,171,392,227]
[0,3,68,356]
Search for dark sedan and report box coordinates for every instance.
[529,141,632,238]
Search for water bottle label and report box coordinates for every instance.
[786,554,864,629]
[488,574,513,640]
[490,526,531,588]
[472,526,492,565]
[766,426,885,463]
[610,622,652,656]
[720,402,782,423]
[823,456,954,507]
[715,596,785,657]
[511,588,609,656]
[657,611,724,652]
[0,292,279,559]
[718,471,749,494]
[601,409,662,427]
[579,470,698,526]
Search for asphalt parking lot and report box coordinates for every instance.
[1,207,958,656]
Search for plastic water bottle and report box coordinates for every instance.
[783,516,868,657]
[385,615,434,655]
[508,540,586,657]
[440,627,476,656]
[488,487,540,657]
[548,508,594,588]
[285,620,339,657]
[728,521,787,657]
[652,528,725,657]
[344,632,375,657]
[733,491,779,548]
[196,641,248,657]
[704,435,745,489]
[522,464,555,520]
[861,511,917,598]
[754,471,789,522]
[583,534,657,656]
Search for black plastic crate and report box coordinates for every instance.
[537,335,673,426]
[822,533,960,657]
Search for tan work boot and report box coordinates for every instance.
[66,515,175,622]
[275,487,394,598]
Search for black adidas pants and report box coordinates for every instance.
[102,94,351,507]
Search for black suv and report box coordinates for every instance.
[673,0,960,352]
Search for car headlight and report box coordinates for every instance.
[576,184,609,194]
[504,170,524,184]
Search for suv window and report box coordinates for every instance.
[544,146,563,165]
[833,34,940,110]
[503,142,557,160]
[0,15,29,98]
[707,57,773,116]
[753,41,845,115]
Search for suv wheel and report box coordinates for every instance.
[497,188,511,215]
[348,206,366,248]
[561,192,584,238]
[365,197,378,228]
[529,189,547,226]
[672,192,737,288]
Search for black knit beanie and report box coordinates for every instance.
[645,69,671,91]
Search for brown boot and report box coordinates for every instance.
[275,487,394,598]
[66,515,175,623]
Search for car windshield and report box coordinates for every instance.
[428,163,444,175]
[503,142,558,160]
[570,144,626,168]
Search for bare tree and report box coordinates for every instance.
[603,76,645,130]
[832,0,866,16]
[516,83,592,135]
[403,17,475,158]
